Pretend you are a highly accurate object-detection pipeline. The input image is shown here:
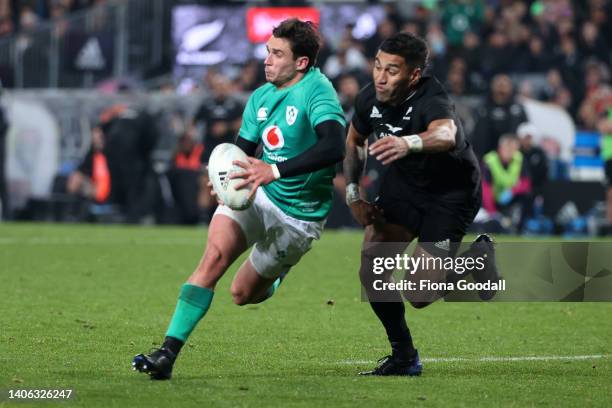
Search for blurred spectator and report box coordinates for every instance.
[540,69,573,111]
[481,134,532,230]
[524,35,555,73]
[529,1,560,50]
[363,17,396,59]
[480,30,512,78]
[472,74,528,158]
[535,136,567,181]
[0,15,13,37]
[400,19,422,37]
[167,133,205,225]
[67,125,110,204]
[578,20,609,64]
[336,73,360,122]
[191,72,242,164]
[517,122,549,194]
[441,0,485,48]
[323,37,368,82]
[190,72,243,220]
[578,62,612,130]
[236,59,265,93]
[555,35,583,115]
[67,103,159,223]
[426,22,449,79]
[453,31,482,74]
[18,5,39,32]
[446,63,467,97]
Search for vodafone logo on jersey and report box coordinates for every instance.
[262,125,284,150]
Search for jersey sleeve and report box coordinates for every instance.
[307,81,346,129]
[421,94,455,125]
[238,92,259,143]
[350,90,373,136]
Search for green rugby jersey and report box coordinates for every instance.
[239,68,345,221]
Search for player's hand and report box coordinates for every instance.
[349,200,385,226]
[206,180,225,206]
[207,180,225,206]
[230,157,276,200]
[369,136,410,165]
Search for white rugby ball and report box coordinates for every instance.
[208,143,253,211]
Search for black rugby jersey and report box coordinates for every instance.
[351,76,480,194]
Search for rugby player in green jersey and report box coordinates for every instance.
[133,18,346,380]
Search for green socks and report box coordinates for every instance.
[165,284,214,342]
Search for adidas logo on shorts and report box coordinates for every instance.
[433,239,450,252]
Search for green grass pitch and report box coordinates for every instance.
[1,223,611,407]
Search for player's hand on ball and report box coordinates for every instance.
[369,136,410,165]
[230,157,276,200]
[206,180,225,206]
[349,200,385,226]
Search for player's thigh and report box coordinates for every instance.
[363,221,416,244]
[246,190,323,281]
[248,222,317,280]
[417,199,478,257]
[188,205,260,288]
[373,191,422,240]
[406,201,477,300]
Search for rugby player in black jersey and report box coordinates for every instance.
[343,32,498,376]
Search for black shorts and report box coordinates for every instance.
[375,185,481,256]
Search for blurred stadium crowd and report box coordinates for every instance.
[0,0,108,37]
[0,0,611,236]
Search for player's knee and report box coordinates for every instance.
[230,287,251,306]
[359,248,378,284]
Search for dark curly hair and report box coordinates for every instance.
[272,18,321,71]
[379,32,429,72]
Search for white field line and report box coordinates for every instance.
[340,354,609,364]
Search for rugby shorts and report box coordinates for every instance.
[214,188,324,279]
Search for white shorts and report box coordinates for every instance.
[214,189,325,279]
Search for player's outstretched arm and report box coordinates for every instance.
[344,123,384,226]
[369,118,457,165]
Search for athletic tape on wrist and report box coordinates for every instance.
[271,164,281,180]
[402,134,423,152]
[346,183,360,205]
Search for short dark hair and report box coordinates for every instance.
[272,18,321,70]
[379,32,429,72]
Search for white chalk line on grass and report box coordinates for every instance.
[340,354,609,364]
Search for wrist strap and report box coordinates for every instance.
[346,183,360,205]
[402,134,423,152]
[271,164,281,180]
